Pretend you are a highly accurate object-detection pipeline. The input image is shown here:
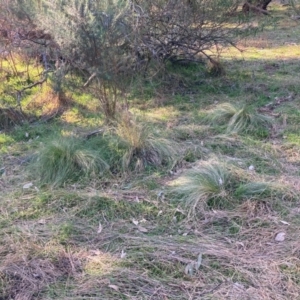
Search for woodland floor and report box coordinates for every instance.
[1,2,300,300]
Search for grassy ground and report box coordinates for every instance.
[1,3,300,300]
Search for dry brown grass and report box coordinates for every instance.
[89,226,300,299]
[1,192,299,300]
[0,238,84,300]
[2,257,66,300]
[24,87,71,121]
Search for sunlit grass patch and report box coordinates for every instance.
[60,101,104,127]
[0,133,14,146]
[144,106,180,122]
[0,55,42,108]
[23,85,71,120]
[84,251,120,276]
[70,92,101,111]
[61,107,82,124]
[286,133,300,146]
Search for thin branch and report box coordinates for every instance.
[15,77,47,110]
[17,77,47,93]
[83,72,97,87]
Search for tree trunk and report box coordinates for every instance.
[243,0,273,14]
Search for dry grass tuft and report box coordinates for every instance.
[238,199,273,217]
[115,113,178,172]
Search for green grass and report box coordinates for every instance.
[234,182,272,199]
[208,102,273,136]
[0,56,42,108]
[0,133,14,146]
[32,136,109,187]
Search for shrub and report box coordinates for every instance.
[5,0,255,120]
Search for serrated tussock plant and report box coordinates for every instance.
[171,162,229,216]
[33,137,109,187]
[115,114,178,172]
[209,103,272,135]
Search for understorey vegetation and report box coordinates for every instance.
[1,1,300,299]
[0,0,257,121]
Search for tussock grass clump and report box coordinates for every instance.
[170,161,282,216]
[171,162,229,215]
[33,137,109,187]
[115,115,177,172]
[209,103,272,135]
